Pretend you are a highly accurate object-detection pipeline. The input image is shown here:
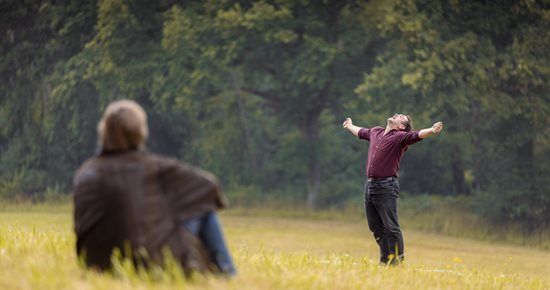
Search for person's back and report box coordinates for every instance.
[73,100,231,275]
[74,152,142,270]
[75,151,223,271]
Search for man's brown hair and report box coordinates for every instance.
[97,99,148,152]
[403,115,413,132]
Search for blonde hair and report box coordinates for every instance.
[97,99,148,152]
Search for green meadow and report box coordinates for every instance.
[1,203,549,290]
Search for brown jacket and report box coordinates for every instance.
[73,150,226,273]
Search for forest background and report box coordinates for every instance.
[1,0,549,234]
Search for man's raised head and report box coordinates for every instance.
[97,99,148,152]
[388,113,413,132]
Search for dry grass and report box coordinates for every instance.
[0,203,549,289]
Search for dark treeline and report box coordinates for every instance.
[1,0,549,228]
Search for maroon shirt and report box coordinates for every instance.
[358,127,422,178]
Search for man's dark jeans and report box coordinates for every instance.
[364,177,404,264]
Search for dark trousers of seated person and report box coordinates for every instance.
[182,212,236,276]
[364,177,404,265]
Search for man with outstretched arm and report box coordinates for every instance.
[343,114,443,265]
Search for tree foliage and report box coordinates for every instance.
[1,0,548,227]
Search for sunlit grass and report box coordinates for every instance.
[229,195,550,250]
[1,203,549,289]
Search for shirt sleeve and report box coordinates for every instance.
[401,130,422,146]
[358,128,371,141]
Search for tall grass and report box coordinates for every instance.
[228,193,550,250]
[1,203,549,289]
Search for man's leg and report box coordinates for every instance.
[182,213,237,276]
[364,180,390,264]
[182,217,201,235]
[199,213,237,276]
[371,192,404,264]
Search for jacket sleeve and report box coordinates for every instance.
[73,164,103,236]
[159,159,227,222]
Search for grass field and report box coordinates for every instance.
[1,203,549,289]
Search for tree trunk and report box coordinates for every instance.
[301,115,321,210]
[450,145,468,195]
[306,150,321,209]
[231,70,259,177]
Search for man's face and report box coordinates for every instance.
[388,113,409,129]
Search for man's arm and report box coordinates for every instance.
[342,117,362,137]
[418,121,444,139]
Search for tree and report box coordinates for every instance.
[0,0,96,196]
[160,0,377,208]
[355,0,550,226]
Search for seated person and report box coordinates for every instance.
[73,99,236,276]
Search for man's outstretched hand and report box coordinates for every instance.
[432,122,444,133]
[343,118,353,129]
